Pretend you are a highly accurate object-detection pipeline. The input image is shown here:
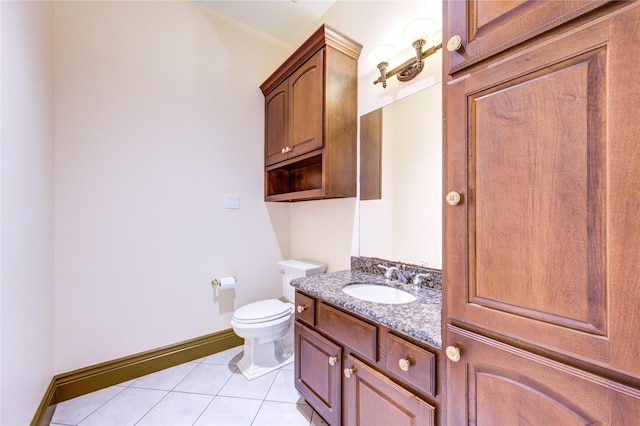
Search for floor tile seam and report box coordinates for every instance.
[131,389,172,426]
[159,360,205,394]
[67,384,128,426]
[190,393,216,426]
[250,398,267,426]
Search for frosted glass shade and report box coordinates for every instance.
[368,44,395,66]
[403,18,436,44]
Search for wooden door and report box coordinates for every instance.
[446,325,640,425]
[445,0,611,73]
[444,3,640,379]
[264,79,288,166]
[343,355,435,426]
[288,49,324,158]
[294,323,341,426]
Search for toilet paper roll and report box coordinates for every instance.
[218,276,236,290]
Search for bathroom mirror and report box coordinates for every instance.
[359,83,442,269]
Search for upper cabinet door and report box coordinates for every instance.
[288,49,324,157]
[264,80,289,166]
[444,4,640,379]
[445,0,611,74]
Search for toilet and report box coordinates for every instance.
[231,259,326,380]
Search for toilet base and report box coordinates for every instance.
[236,333,294,380]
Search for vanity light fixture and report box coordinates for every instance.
[370,18,442,88]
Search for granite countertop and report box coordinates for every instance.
[290,270,442,349]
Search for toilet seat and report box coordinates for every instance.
[232,299,292,324]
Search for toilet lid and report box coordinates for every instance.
[232,299,292,324]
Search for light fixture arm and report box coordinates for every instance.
[373,42,443,87]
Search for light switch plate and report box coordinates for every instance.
[225,194,239,209]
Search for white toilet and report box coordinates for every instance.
[231,259,326,380]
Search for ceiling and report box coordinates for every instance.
[200,1,336,47]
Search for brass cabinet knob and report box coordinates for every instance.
[447,35,462,52]
[446,191,462,206]
[328,356,338,366]
[344,367,356,378]
[398,357,411,372]
[445,346,462,362]
[296,305,307,313]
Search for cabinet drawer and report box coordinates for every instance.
[294,292,315,326]
[317,303,377,362]
[386,333,436,397]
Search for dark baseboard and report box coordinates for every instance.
[32,329,242,426]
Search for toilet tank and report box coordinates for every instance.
[278,259,326,301]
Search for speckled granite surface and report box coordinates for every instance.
[291,270,442,349]
[351,256,442,290]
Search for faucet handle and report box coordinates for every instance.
[413,273,432,287]
[378,264,391,278]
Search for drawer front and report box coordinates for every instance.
[317,303,377,362]
[386,333,436,397]
[294,292,315,326]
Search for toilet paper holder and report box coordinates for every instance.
[211,276,237,288]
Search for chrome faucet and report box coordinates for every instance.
[412,273,432,287]
[378,265,408,283]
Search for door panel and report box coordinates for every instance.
[295,323,341,426]
[446,325,640,425]
[343,355,434,426]
[264,81,288,166]
[445,8,640,378]
[289,50,324,157]
[471,48,607,336]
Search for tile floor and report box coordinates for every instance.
[50,345,328,426]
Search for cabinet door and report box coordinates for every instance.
[288,49,324,158]
[264,79,288,166]
[444,5,640,378]
[343,355,435,426]
[446,325,640,425]
[445,0,611,73]
[294,323,341,426]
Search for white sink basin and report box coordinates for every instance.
[342,284,416,304]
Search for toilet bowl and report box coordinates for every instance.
[231,260,326,380]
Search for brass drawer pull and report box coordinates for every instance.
[447,35,462,52]
[296,305,308,313]
[344,367,356,378]
[446,346,462,362]
[446,191,462,206]
[399,357,412,372]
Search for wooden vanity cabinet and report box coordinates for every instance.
[294,290,438,425]
[261,25,362,202]
[443,2,640,424]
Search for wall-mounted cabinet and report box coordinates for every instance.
[260,25,362,202]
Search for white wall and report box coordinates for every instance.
[289,1,443,269]
[53,1,291,373]
[0,1,55,424]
